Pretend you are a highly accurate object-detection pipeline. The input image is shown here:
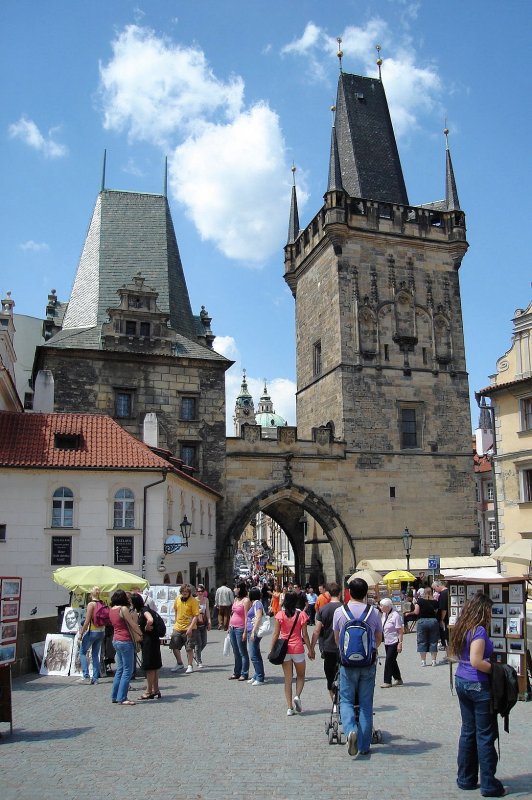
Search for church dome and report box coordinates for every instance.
[255,411,287,428]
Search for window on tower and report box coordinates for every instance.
[313,340,322,376]
[397,402,424,450]
[180,397,197,421]
[115,390,134,419]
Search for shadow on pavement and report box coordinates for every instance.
[4,726,93,743]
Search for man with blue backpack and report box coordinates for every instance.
[333,578,382,757]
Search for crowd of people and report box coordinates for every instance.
[73,574,508,793]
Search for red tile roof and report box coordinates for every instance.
[0,411,171,470]
[478,375,532,395]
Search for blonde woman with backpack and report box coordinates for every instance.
[77,586,106,685]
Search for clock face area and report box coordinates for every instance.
[243,408,250,415]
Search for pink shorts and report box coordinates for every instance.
[284,652,305,663]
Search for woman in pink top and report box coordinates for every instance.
[108,589,142,706]
[228,582,251,681]
[271,591,314,716]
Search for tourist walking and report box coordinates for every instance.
[448,593,505,797]
[270,581,281,616]
[333,578,382,756]
[413,586,440,666]
[194,583,211,669]
[215,581,234,631]
[130,593,162,699]
[309,581,342,702]
[169,584,200,673]
[77,586,105,684]
[305,585,317,625]
[271,590,314,715]
[108,590,142,706]
[228,582,251,681]
[379,597,404,687]
[247,586,265,685]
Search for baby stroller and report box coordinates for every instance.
[325,666,382,745]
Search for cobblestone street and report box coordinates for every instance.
[1,629,531,800]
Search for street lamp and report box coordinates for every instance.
[179,515,192,546]
[402,527,413,571]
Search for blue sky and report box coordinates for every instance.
[1,1,531,433]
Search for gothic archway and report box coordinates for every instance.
[217,483,356,585]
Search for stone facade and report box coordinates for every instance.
[34,347,227,493]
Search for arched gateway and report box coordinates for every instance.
[219,425,356,584]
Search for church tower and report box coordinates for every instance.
[34,171,232,491]
[233,370,256,436]
[284,53,474,543]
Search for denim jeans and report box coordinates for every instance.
[112,640,135,703]
[247,634,264,682]
[339,662,377,753]
[80,629,105,680]
[228,626,249,678]
[455,676,503,796]
[194,626,208,664]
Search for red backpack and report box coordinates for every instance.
[93,601,111,627]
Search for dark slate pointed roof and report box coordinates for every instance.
[287,184,300,244]
[62,190,197,340]
[327,124,343,192]
[334,73,408,204]
[445,144,460,211]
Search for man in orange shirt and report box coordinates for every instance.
[315,583,331,614]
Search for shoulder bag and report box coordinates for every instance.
[120,607,143,651]
[268,611,300,665]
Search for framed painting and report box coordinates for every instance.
[40,634,74,676]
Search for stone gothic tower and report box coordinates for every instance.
[284,68,474,539]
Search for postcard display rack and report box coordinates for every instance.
[447,576,529,698]
[0,576,22,735]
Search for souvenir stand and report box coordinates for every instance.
[447,576,530,700]
[0,576,22,737]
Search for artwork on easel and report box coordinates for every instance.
[61,607,85,634]
[40,634,73,676]
[69,635,94,677]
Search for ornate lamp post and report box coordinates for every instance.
[164,515,192,555]
[402,527,413,571]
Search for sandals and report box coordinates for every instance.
[120,700,136,705]
[228,675,239,680]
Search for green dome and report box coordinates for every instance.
[255,412,287,428]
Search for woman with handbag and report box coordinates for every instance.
[247,586,266,685]
[228,582,251,681]
[108,589,142,706]
[130,592,162,699]
[270,591,314,716]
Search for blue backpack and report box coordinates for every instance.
[338,603,377,668]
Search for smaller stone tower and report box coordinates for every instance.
[233,370,256,436]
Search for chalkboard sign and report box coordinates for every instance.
[51,536,72,565]
[114,536,134,565]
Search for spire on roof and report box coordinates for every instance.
[327,106,343,192]
[287,165,300,244]
[333,70,408,204]
[100,149,106,192]
[336,37,343,73]
[376,44,383,81]
[478,397,493,432]
[444,127,461,211]
[163,156,168,197]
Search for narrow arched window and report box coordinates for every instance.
[114,488,135,529]
[52,487,74,528]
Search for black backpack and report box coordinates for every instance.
[149,608,167,639]
[490,662,519,733]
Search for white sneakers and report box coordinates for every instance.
[185,665,193,673]
[293,696,302,713]
[287,708,295,716]
[170,663,185,672]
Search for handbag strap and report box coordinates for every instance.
[285,609,300,640]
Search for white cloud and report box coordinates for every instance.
[8,116,67,158]
[99,25,244,146]
[280,20,442,137]
[169,104,296,262]
[19,240,50,252]
[218,338,296,435]
[99,24,303,264]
